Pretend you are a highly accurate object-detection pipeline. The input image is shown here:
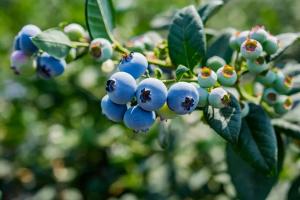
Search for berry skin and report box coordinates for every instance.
[123,105,156,132]
[65,48,77,63]
[198,67,217,88]
[89,38,113,62]
[249,26,268,44]
[13,35,21,50]
[262,88,279,105]
[273,71,293,94]
[19,24,41,55]
[156,103,177,120]
[240,101,250,118]
[101,95,127,122]
[10,50,35,76]
[167,82,199,115]
[208,87,231,108]
[36,53,66,79]
[119,52,148,79]
[217,65,237,86]
[263,34,279,55]
[63,23,85,41]
[192,83,209,107]
[274,96,293,115]
[246,56,268,74]
[256,70,276,86]
[136,78,167,111]
[206,56,226,71]
[240,39,263,60]
[229,33,240,50]
[236,30,250,47]
[106,72,137,104]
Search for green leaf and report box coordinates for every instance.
[168,5,206,70]
[272,119,300,139]
[203,94,241,145]
[85,0,115,41]
[226,132,284,200]
[32,29,72,59]
[270,33,300,61]
[206,29,234,63]
[198,0,224,24]
[234,103,278,175]
[287,175,300,200]
[175,65,189,81]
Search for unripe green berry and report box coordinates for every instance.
[89,38,113,62]
[256,69,276,86]
[229,33,239,50]
[236,30,250,47]
[249,26,268,44]
[64,23,85,41]
[241,39,263,60]
[206,56,226,71]
[192,83,209,107]
[262,88,279,105]
[240,101,250,118]
[208,87,230,108]
[156,103,177,120]
[198,67,217,88]
[65,48,77,63]
[273,71,293,94]
[246,56,268,74]
[263,34,279,55]
[274,96,293,115]
[217,65,237,86]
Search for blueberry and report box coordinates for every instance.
[262,88,279,105]
[13,35,21,50]
[10,50,35,76]
[106,72,137,104]
[236,30,250,47]
[198,67,217,88]
[167,82,199,115]
[136,78,167,111]
[249,26,268,44]
[274,96,293,115]
[241,39,263,60]
[192,83,209,107]
[89,38,113,62]
[101,95,127,122]
[64,23,85,41]
[273,71,293,94]
[246,56,268,74]
[36,53,66,79]
[217,65,237,86]
[19,24,41,55]
[256,70,276,86]
[208,87,230,108]
[119,52,148,79]
[123,105,156,132]
[263,34,279,55]
[206,56,226,71]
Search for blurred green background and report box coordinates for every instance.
[0,0,300,199]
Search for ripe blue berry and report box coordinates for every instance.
[167,82,199,115]
[19,24,41,55]
[273,71,293,94]
[119,52,148,79]
[89,38,113,62]
[208,87,230,108]
[256,70,276,86]
[101,95,127,122]
[106,72,137,104]
[193,83,209,107]
[206,56,226,71]
[263,34,279,55]
[13,35,21,50]
[10,50,35,76]
[198,67,217,88]
[274,96,293,115]
[217,65,237,86]
[262,88,279,105]
[123,105,156,132]
[36,53,66,79]
[136,78,167,111]
[249,26,268,44]
[64,23,85,41]
[241,39,263,60]
[246,56,268,74]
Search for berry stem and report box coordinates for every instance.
[71,41,90,48]
[162,78,198,84]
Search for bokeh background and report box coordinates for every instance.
[0,0,300,199]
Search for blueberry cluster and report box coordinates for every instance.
[101,52,233,132]
[229,26,293,115]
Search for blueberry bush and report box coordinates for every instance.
[2,0,300,199]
